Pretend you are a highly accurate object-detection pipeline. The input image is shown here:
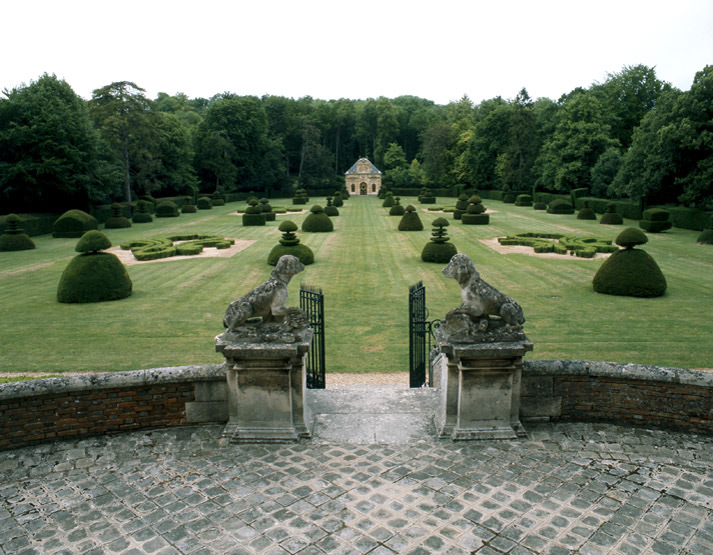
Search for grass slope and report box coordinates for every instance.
[0,197,711,374]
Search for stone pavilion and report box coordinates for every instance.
[345,157,382,195]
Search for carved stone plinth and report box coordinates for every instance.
[216,332,312,443]
[436,336,533,440]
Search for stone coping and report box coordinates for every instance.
[1,360,711,402]
[0,364,226,401]
[523,359,713,387]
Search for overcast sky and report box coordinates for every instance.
[4,0,712,105]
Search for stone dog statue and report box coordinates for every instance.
[442,253,525,334]
[223,254,305,332]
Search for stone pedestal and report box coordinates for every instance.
[436,338,533,440]
[216,333,312,443]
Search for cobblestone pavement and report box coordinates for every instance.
[1,394,713,554]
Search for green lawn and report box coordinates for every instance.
[1,196,711,375]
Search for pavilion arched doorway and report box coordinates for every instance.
[360,182,367,195]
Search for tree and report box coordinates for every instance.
[498,88,538,192]
[590,146,623,198]
[298,119,333,189]
[382,143,410,188]
[420,123,455,187]
[154,112,198,196]
[0,74,107,212]
[465,99,510,189]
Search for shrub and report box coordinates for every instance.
[389,197,405,216]
[104,203,132,229]
[616,227,648,248]
[593,249,666,297]
[53,209,99,238]
[421,217,457,263]
[292,188,309,205]
[211,193,225,206]
[398,205,424,231]
[382,192,395,208]
[324,197,340,217]
[332,192,344,207]
[600,202,623,225]
[267,220,315,265]
[197,197,213,210]
[665,206,711,231]
[697,216,713,244]
[453,194,469,220]
[0,214,35,251]
[155,201,180,218]
[577,201,597,220]
[259,198,276,221]
[533,202,547,211]
[132,201,153,223]
[182,197,197,213]
[418,187,436,204]
[639,208,672,233]
[547,199,574,215]
[461,196,489,225]
[515,194,532,207]
[57,231,132,303]
[503,194,516,204]
[242,200,266,226]
[302,205,333,232]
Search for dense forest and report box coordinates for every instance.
[1,64,712,214]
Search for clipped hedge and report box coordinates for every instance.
[547,199,574,215]
[0,214,35,251]
[576,201,597,220]
[197,197,213,210]
[639,208,672,233]
[155,201,180,218]
[53,210,99,238]
[398,205,424,231]
[533,202,547,211]
[664,206,712,231]
[498,232,617,258]
[267,220,314,265]
[515,194,532,207]
[422,218,457,263]
[120,234,234,261]
[132,201,153,223]
[575,197,642,220]
[0,213,57,237]
[600,202,623,225]
[302,205,333,232]
[104,203,132,229]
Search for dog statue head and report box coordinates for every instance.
[443,253,479,284]
[271,254,305,284]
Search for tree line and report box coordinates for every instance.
[1,64,711,213]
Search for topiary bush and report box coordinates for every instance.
[324,197,340,217]
[461,195,489,225]
[515,194,532,207]
[267,220,315,265]
[389,197,405,216]
[104,203,132,229]
[600,202,623,225]
[0,214,35,251]
[197,197,213,210]
[382,192,395,208]
[547,198,575,215]
[576,201,597,220]
[211,193,225,206]
[398,205,424,231]
[453,194,469,220]
[421,217,457,263]
[302,205,333,232]
[533,201,547,210]
[53,209,99,238]
[332,192,344,207]
[639,208,672,233]
[132,200,154,223]
[242,200,266,226]
[292,188,309,205]
[418,187,436,204]
[503,194,516,204]
[182,197,197,213]
[259,198,276,221]
[57,231,132,303]
[697,215,713,245]
[592,227,666,297]
[156,201,180,218]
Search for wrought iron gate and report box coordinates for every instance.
[300,285,325,389]
[408,282,432,388]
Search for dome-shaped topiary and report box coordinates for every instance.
[324,197,340,217]
[577,201,597,220]
[57,232,132,303]
[197,196,213,210]
[105,203,132,229]
[382,192,395,208]
[302,205,333,232]
[547,198,574,214]
[398,205,424,231]
[182,197,197,213]
[697,216,713,244]
[515,194,532,207]
[421,218,457,262]
[156,201,180,218]
[211,193,225,206]
[639,208,672,233]
[503,194,516,204]
[76,230,112,253]
[53,209,99,238]
[533,201,547,210]
[600,202,623,225]
[133,200,153,223]
[389,197,405,216]
[615,227,648,249]
[267,220,314,265]
[0,214,35,251]
[332,192,344,207]
[592,248,666,297]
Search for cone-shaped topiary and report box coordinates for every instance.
[577,201,597,220]
[105,203,132,229]
[697,215,713,245]
[324,197,340,217]
[600,202,623,225]
[302,205,333,232]
[547,198,574,214]
[398,205,424,231]
[453,194,469,220]
[382,192,395,208]
[389,197,405,216]
[197,196,213,210]
[267,220,315,265]
[592,227,666,297]
[515,194,532,207]
[53,209,99,238]
[242,199,266,226]
[182,196,197,213]
[421,217,457,262]
[133,200,153,223]
[639,208,672,233]
[461,195,489,225]
[57,231,132,303]
[0,214,35,251]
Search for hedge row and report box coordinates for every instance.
[0,213,58,237]
[575,197,643,221]
[120,234,234,261]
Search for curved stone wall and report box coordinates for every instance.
[0,360,711,451]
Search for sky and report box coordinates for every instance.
[3,0,712,105]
